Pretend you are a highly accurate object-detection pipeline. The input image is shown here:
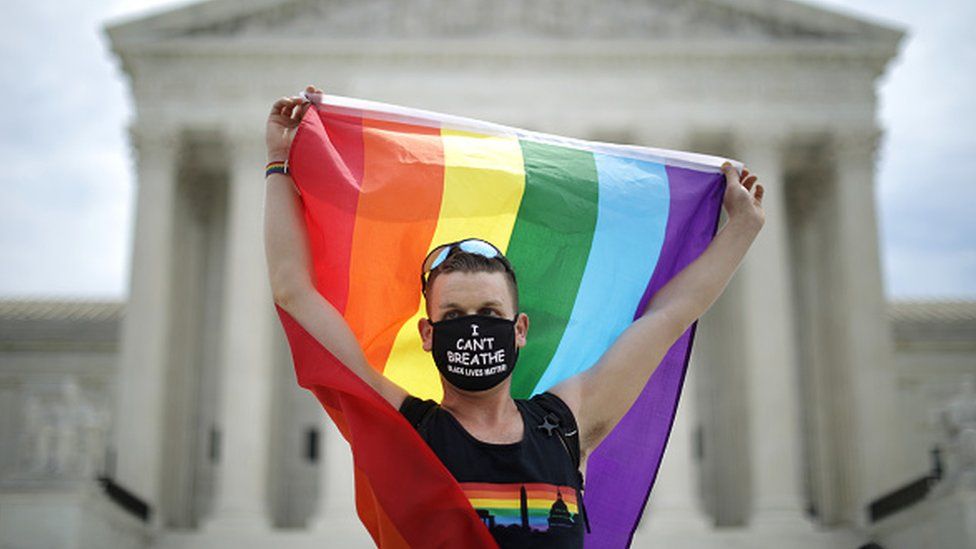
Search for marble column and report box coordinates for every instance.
[735,134,809,527]
[639,365,710,532]
[204,136,275,529]
[693,271,753,526]
[829,130,901,525]
[111,125,179,519]
[309,412,370,542]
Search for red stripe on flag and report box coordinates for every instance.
[289,109,364,311]
[277,307,497,548]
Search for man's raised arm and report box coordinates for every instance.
[549,163,765,458]
[264,86,408,410]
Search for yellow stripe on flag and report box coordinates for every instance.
[383,129,526,401]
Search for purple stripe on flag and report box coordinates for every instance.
[583,166,724,548]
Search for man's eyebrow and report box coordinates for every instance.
[438,300,504,310]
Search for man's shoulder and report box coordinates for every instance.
[399,394,439,428]
[525,391,578,430]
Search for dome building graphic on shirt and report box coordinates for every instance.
[547,488,576,529]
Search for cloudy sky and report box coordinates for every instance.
[1,0,973,300]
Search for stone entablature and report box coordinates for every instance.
[108,0,902,44]
[889,300,976,349]
[105,0,903,149]
[0,300,122,351]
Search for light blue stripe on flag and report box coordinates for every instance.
[532,153,670,394]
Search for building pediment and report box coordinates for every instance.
[107,0,903,48]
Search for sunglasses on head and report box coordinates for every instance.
[420,238,513,294]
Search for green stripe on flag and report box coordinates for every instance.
[506,140,599,398]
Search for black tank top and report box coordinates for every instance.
[399,392,586,549]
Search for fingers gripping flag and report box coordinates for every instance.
[276,94,732,548]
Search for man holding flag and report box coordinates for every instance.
[264,85,765,548]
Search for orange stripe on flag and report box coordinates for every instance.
[344,119,445,373]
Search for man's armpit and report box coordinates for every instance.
[580,419,609,459]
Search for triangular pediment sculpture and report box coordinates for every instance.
[107,0,903,48]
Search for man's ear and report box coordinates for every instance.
[418,317,434,352]
[515,312,529,348]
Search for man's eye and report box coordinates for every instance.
[444,311,459,320]
[480,308,499,316]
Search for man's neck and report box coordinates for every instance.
[440,382,518,427]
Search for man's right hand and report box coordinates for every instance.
[266,84,323,162]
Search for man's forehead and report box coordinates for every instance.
[428,271,514,307]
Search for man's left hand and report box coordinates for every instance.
[721,162,765,230]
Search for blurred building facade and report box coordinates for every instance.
[3,298,974,548]
[2,0,975,547]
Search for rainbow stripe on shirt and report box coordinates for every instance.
[459,482,580,532]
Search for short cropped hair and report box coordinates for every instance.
[425,251,519,313]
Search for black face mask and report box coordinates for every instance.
[430,314,519,392]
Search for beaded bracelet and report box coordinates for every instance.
[265,160,289,178]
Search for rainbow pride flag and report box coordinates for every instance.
[277,94,732,548]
